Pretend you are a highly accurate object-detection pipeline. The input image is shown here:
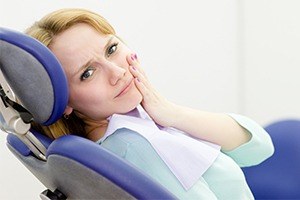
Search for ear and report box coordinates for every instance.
[64,105,73,115]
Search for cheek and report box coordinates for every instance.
[68,84,106,108]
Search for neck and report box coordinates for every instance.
[75,112,109,142]
[84,119,109,142]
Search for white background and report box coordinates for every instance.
[0,0,300,199]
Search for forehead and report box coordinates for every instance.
[50,23,110,54]
[49,23,111,74]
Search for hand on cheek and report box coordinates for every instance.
[127,53,147,78]
[127,53,150,95]
[127,53,176,127]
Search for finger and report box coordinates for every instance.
[129,65,153,90]
[126,53,147,77]
[134,77,152,102]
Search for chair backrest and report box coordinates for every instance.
[1,27,176,199]
[242,119,300,199]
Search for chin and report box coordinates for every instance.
[119,93,142,114]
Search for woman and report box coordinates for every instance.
[27,8,274,199]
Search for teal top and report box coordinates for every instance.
[98,114,274,199]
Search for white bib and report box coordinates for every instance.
[99,106,220,190]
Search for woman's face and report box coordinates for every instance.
[49,23,142,121]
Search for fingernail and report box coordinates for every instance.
[132,66,136,70]
[131,54,135,61]
[136,78,140,82]
[134,54,137,59]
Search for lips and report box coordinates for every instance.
[115,79,133,98]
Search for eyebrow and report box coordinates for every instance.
[72,35,115,78]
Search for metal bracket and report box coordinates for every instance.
[40,189,67,200]
[0,70,47,161]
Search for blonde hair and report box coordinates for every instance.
[27,8,116,139]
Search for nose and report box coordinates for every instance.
[106,63,126,85]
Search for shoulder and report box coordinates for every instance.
[103,128,148,144]
[100,128,154,157]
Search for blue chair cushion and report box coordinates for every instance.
[242,119,300,199]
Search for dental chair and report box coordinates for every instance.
[242,119,300,199]
[0,27,176,199]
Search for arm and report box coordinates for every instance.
[127,54,250,151]
[164,105,251,151]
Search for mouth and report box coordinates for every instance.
[114,79,134,98]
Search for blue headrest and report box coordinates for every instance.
[0,27,68,125]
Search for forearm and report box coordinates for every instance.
[169,104,251,151]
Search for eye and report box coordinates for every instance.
[106,43,118,57]
[80,67,95,81]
